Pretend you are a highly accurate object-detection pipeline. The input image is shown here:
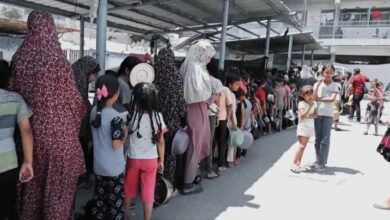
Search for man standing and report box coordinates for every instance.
[348,68,370,122]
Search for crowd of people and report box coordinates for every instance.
[1,11,389,220]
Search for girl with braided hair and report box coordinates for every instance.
[124,82,167,220]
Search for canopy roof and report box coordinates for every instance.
[0,0,301,40]
[225,32,323,54]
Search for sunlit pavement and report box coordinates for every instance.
[75,101,390,220]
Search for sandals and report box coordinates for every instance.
[373,201,390,210]
[182,184,204,195]
[290,165,303,173]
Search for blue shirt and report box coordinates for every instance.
[91,106,128,177]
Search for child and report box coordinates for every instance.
[235,88,247,163]
[90,75,128,220]
[274,79,287,132]
[290,85,318,173]
[0,59,34,219]
[332,76,342,131]
[226,74,241,167]
[124,83,167,220]
[364,96,380,136]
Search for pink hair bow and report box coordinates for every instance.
[96,85,108,101]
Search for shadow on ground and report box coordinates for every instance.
[131,129,298,220]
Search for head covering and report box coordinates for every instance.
[180,40,216,104]
[72,56,99,103]
[300,65,313,79]
[154,47,187,134]
[129,53,151,63]
[210,75,223,95]
[8,11,85,219]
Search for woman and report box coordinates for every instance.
[72,56,100,187]
[8,11,85,219]
[308,64,339,172]
[180,40,215,194]
[154,47,187,188]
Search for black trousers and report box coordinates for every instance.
[216,120,228,167]
[91,173,125,220]
[350,93,364,121]
[0,168,19,220]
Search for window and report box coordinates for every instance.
[339,9,369,25]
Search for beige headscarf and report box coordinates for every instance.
[180,40,216,104]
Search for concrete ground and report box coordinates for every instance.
[75,101,390,220]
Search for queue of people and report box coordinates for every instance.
[1,10,389,220]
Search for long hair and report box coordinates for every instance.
[297,85,314,103]
[322,64,335,73]
[91,75,120,128]
[128,82,162,144]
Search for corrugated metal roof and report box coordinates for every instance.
[0,0,301,40]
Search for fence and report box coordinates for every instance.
[304,21,390,39]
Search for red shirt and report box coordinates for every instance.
[255,87,266,112]
[350,74,369,96]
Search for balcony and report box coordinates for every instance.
[302,21,390,46]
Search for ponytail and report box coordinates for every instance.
[90,75,120,128]
[91,100,104,128]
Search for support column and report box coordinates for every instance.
[301,44,306,66]
[333,0,340,39]
[330,46,336,63]
[218,0,230,71]
[302,0,308,27]
[310,50,314,66]
[80,15,85,58]
[286,35,293,71]
[264,18,271,57]
[96,0,108,75]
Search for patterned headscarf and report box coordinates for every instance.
[180,40,216,104]
[72,56,99,103]
[154,47,187,135]
[9,10,84,118]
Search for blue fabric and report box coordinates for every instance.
[314,116,333,165]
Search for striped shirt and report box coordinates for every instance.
[0,89,32,173]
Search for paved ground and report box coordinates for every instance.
[76,101,390,220]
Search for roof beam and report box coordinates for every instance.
[153,3,223,39]
[235,25,260,37]
[107,0,169,13]
[157,14,288,35]
[49,0,165,32]
[0,0,75,17]
[0,0,148,35]
[257,21,280,35]
[128,7,211,36]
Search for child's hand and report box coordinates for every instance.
[158,161,164,174]
[19,162,34,183]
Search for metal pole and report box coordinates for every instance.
[265,18,271,57]
[310,50,314,66]
[218,0,230,71]
[286,35,293,71]
[301,44,306,66]
[80,15,85,58]
[96,0,108,75]
[302,0,308,27]
[333,0,340,39]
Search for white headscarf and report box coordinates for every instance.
[180,40,216,104]
[300,65,313,79]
